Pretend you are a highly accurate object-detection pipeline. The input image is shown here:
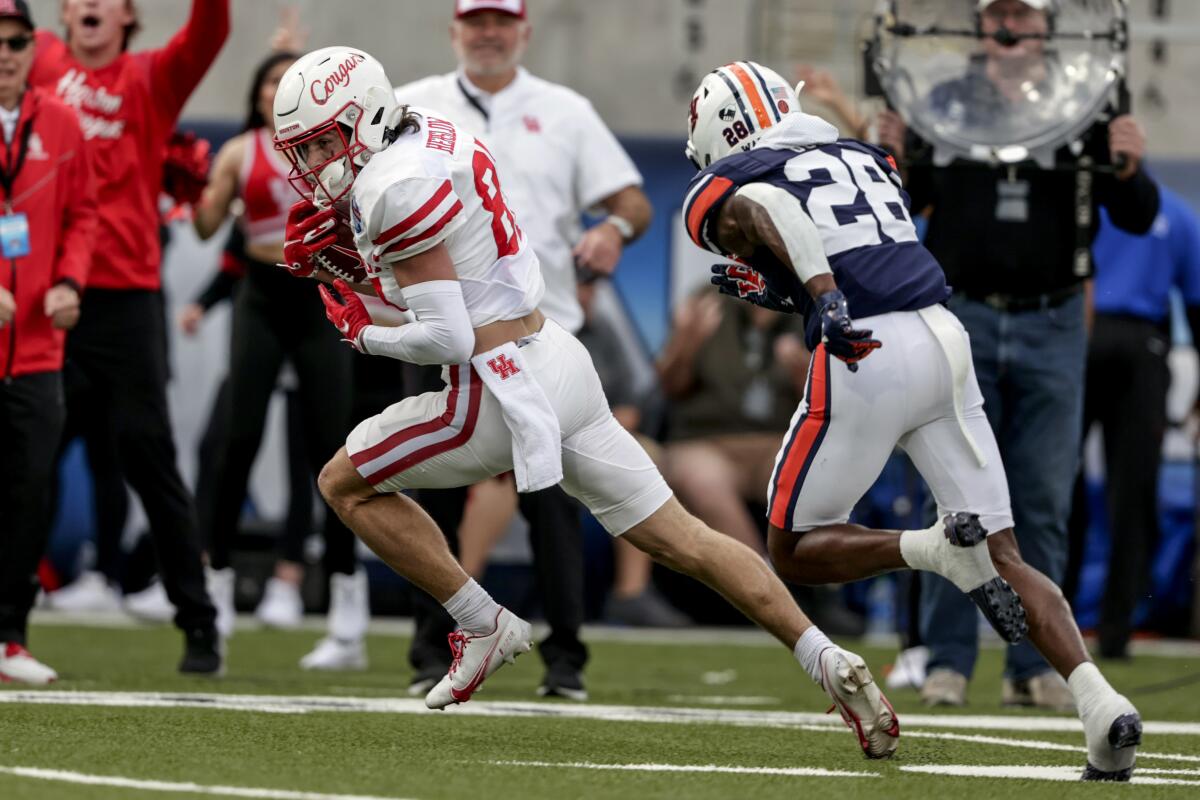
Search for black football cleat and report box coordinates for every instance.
[943,513,1029,645]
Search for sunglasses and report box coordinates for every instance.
[0,35,32,53]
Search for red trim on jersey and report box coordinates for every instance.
[372,180,453,245]
[768,345,830,529]
[686,175,734,246]
[350,366,482,485]
[381,200,464,257]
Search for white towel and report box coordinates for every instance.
[470,337,563,492]
[917,305,988,468]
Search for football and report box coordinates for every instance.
[313,218,369,284]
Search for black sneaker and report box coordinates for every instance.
[179,627,223,676]
[537,666,587,701]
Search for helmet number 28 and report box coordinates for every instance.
[471,146,522,259]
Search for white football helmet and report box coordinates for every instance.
[686,61,803,169]
[273,46,401,206]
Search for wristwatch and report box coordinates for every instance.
[604,214,635,243]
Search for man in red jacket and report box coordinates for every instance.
[27,0,230,673]
[0,0,97,685]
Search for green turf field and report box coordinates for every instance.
[2,621,1198,799]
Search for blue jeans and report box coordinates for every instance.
[920,292,1086,681]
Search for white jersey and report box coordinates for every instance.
[349,107,544,328]
[394,68,642,333]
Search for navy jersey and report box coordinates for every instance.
[683,139,950,349]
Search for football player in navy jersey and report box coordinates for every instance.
[683,61,1141,782]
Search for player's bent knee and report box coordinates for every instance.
[317,448,373,511]
[985,529,1025,571]
[767,526,818,585]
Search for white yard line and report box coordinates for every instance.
[901,764,1200,787]
[4,689,1198,736]
[487,760,877,777]
[0,766,415,800]
[3,689,1199,764]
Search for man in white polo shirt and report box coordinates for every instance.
[395,0,652,701]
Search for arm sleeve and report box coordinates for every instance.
[147,0,231,122]
[52,118,97,288]
[368,176,467,264]
[1088,123,1160,236]
[572,98,643,210]
[359,280,475,365]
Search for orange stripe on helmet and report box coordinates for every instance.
[727,62,773,131]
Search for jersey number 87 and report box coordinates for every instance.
[472,143,522,259]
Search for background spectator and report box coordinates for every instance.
[31,0,230,674]
[1068,185,1200,659]
[0,0,96,684]
[393,0,652,700]
[877,0,1160,709]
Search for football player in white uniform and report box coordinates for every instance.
[683,60,1140,781]
[271,46,899,759]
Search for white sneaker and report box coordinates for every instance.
[1081,694,1142,781]
[45,571,122,613]
[819,648,900,759]
[327,570,369,641]
[124,581,175,623]
[205,567,236,641]
[255,578,303,630]
[299,636,367,671]
[425,608,533,710]
[0,643,58,685]
[885,646,929,691]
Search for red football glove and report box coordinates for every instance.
[319,278,372,352]
[282,200,339,278]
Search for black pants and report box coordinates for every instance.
[205,264,356,577]
[196,380,316,567]
[0,372,66,644]
[1070,314,1170,656]
[404,367,588,676]
[62,289,215,632]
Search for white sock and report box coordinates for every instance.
[793,626,835,684]
[442,579,501,635]
[899,525,996,592]
[1067,661,1117,721]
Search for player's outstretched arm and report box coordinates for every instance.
[715,186,881,370]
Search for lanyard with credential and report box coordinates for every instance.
[0,114,34,214]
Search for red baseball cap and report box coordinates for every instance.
[0,0,34,30]
[455,0,526,20]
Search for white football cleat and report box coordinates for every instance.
[205,567,236,641]
[0,643,58,685]
[124,581,175,623]
[1081,693,1142,781]
[45,571,122,613]
[425,608,533,710]
[255,577,304,630]
[820,648,900,759]
[299,636,367,671]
